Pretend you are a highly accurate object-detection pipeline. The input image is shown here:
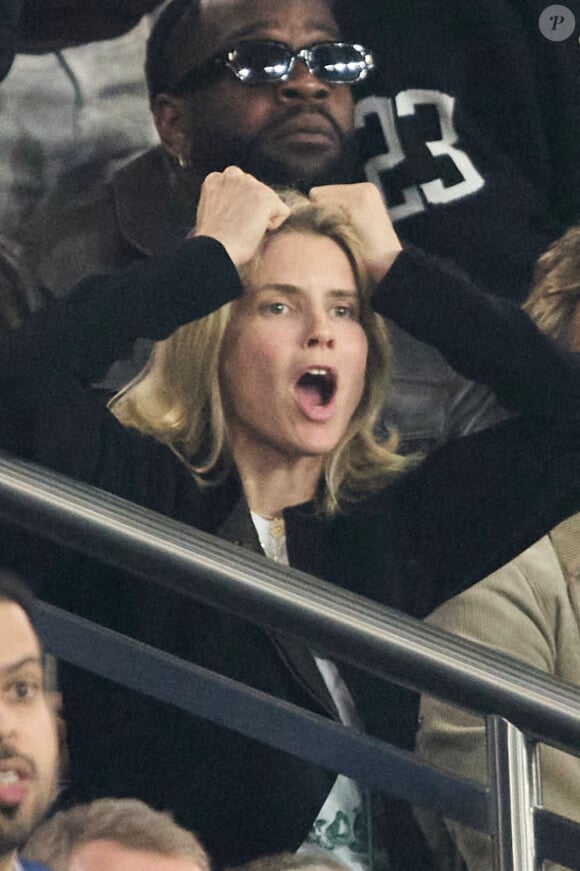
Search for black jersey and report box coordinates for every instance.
[338,0,580,299]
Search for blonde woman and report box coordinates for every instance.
[0,168,578,870]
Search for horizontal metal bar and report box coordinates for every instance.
[1,453,580,755]
[36,600,489,832]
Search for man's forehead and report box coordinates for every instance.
[0,600,41,670]
[197,0,339,56]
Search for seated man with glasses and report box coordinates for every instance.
[29,0,375,388]
[30,0,372,389]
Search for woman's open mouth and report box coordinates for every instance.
[295,367,337,420]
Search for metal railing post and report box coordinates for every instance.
[487,715,541,871]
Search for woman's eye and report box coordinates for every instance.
[333,305,357,319]
[264,302,289,315]
[8,680,39,703]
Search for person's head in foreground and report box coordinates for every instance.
[112,170,407,518]
[146,0,371,189]
[24,797,210,871]
[523,225,580,350]
[0,571,59,871]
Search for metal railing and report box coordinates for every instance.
[0,452,579,870]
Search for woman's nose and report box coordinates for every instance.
[306,309,335,348]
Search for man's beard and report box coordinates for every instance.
[0,786,57,856]
[0,744,59,857]
[242,131,362,192]
[199,117,363,192]
[0,804,43,856]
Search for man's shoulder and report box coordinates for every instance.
[30,180,134,295]
[111,145,168,194]
[550,513,580,585]
[29,147,173,295]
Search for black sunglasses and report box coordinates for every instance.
[172,40,375,93]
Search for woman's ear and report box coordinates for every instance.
[152,92,192,162]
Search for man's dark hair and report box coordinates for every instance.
[145,0,201,101]
[0,568,39,634]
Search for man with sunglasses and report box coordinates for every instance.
[30,0,369,317]
[28,0,386,394]
[148,19,369,191]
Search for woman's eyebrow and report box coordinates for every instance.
[255,283,301,295]
[254,285,358,297]
[1,656,42,676]
[328,289,359,300]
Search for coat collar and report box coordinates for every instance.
[111,147,197,258]
[217,494,339,719]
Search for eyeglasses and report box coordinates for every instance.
[172,40,375,93]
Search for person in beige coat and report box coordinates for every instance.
[416,525,580,870]
[415,226,580,871]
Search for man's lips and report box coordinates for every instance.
[0,761,31,807]
[0,757,33,779]
[270,115,339,147]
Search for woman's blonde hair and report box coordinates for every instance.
[111,190,409,513]
[523,225,580,344]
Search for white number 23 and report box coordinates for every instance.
[355,89,485,221]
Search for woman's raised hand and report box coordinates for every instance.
[192,167,291,269]
[309,182,403,284]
